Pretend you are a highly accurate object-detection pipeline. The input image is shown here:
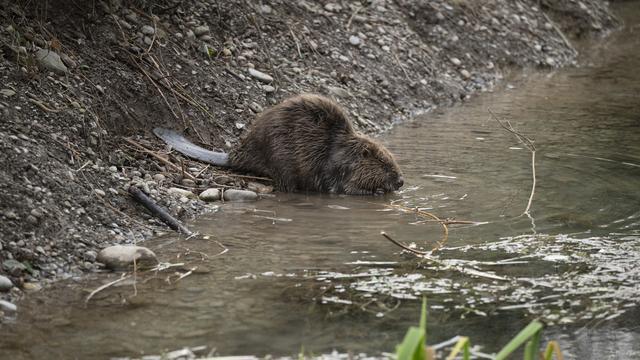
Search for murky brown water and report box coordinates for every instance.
[2,3,640,360]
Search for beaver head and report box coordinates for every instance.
[340,136,404,195]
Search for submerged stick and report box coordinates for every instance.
[489,109,537,217]
[85,273,131,305]
[128,186,193,236]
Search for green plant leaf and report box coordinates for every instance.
[445,336,470,360]
[396,327,426,360]
[495,320,544,360]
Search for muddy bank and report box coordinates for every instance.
[0,0,618,307]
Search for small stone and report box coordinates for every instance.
[544,22,553,30]
[249,102,263,113]
[248,68,274,83]
[35,49,68,74]
[460,69,471,79]
[85,250,98,262]
[94,189,106,197]
[186,29,196,40]
[153,173,166,182]
[181,178,196,187]
[327,86,350,98]
[194,25,210,37]
[30,208,44,218]
[222,48,232,56]
[247,182,273,194]
[436,12,445,21]
[260,5,272,14]
[0,300,17,313]
[349,35,361,46]
[545,57,556,66]
[97,245,158,270]
[324,3,342,12]
[450,57,462,66]
[0,89,16,97]
[168,187,197,199]
[2,259,27,275]
[22,282,42,292]
[108,166,118,172]
[0,275,13,292]
[199,188,221,202]
[263,85,276,93]
[223,189,258,202]
[141,25,155,35]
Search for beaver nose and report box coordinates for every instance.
[396,177,404,189]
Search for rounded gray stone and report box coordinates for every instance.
[97,245,158,271]
[223,189,258,202]
[0,300,17,313]
[199,188,221,202]
[35,49,68,74]
[0,275,13,292]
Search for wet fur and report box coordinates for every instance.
[229,94,403,194]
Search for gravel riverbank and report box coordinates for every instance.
[0,0,618,311]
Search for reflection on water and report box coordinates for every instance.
[2,3,640,360]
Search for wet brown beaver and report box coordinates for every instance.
[154,94,404,195]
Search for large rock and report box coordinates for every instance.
[97,245,158,271]
[199,188,221,202]
[0,300,17,313]
[0,275,13,292]
[2,259,27,276]
[223,189,258,202]
[168,187,197,199]
[35,49,68,74]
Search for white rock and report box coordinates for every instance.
[141,25,155,35]
[460,69,471,79]
[199,188,221,202]
[168,187,197,199]
[263,85,276,93]
[223,189,258,202]
[248,68,274,83]
[194,25,210,37]
[0,300,17,313]
[349,35,361,46]
[35,49,68,74]
[450,57,462,66]
[97,245,158,270]
[0,275,13,292]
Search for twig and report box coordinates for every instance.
[288,25,302,59]
[28,98,61,112]
[346,6,364,30]
[541,10,577,55]
[124,138,197,181]
[381,231,431,256]
[85,273,131,304]
[128,186,193,236]
[176,267,197,282]
[489,109,537,217]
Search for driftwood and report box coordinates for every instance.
[128,186,193,236]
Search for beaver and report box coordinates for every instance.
[154,94,404,195]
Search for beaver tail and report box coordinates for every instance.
[153,128,230,167]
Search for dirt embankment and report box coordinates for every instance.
[0,0,618,304]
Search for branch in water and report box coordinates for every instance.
[128,186,193,236]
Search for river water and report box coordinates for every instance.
[2,3,640,360]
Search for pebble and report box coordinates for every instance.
[0,300,17,313]
[349,35,361,46]
[263,85,276,93]
[199,188,221,202]
[153,174,166,182]
[223,189,258,202]
[0,275,13,292]
[450,57,462,66]
[30,208,44,218]
[96,245,158,270]
[0,89,16,97]
[2,259,27,275]
[168,187,197,199]
[248,68,274,83]
[108,166,118,172]
[94,189,106,197]
[460,69,471,79]
[247,182,274,194]
[35,49,68,75]
[249,102,263,113]
[545,57,556,66]
[141,25,155,35]
[194,25,210,37]
[181,178,196,187]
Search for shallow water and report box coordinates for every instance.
[3,3,640,359]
